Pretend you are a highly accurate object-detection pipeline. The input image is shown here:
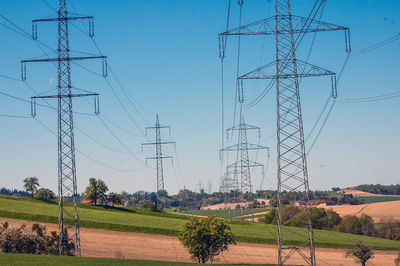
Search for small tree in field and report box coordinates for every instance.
[84,178,108,206]
[179,216,236,263]
[23,177,39,198]
[345,241,373,266]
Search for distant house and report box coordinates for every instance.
[295,199,336,206]
[81,200,94,204]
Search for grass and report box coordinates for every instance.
[354,196,400,204]
[167,207,270,219]
[0,195,399,250]
[0,253,280,266]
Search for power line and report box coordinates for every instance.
[33,117,142,173]
[338,90,400,103]
[0,114,31,119]
[352,33,400,56]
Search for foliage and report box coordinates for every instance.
[337,194,365,205]
[0,187,31,197]
[108,193,123,206]
[263,206,341,230]
[34,188,56,202]
[179,216,236,263]
[351,184,400,195]
[84,178,108,206]
[23,177,39,198]
[345,241,373,266]
[0,222,74,255]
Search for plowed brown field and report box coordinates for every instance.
[321,200,400,222]
[1,218,397,265]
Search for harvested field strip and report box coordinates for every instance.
[321,200,400,222]
[0,197,399,250]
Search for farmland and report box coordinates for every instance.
[0,253,279,266]
[0,195,399,250]
[168,207,270,219]
[321,200,400,222]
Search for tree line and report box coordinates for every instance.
[263,205,400,241]
[350,184,400,195]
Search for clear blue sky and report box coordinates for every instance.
[0,0,399,195]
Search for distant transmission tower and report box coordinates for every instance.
[21,0,107,256]
[220,110,269,193]
[142,114,175,192]
[219,0,351,265]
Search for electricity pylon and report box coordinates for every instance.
[220,111,269,193]
[219,0,351,265]
[21,0,107,256]
[142,114,175,192]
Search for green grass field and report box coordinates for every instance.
[0,195,399,250]
[167,207,270,219]
[354,196,400,204]
[0,253,280,266]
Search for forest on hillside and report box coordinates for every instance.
[351,184,400,195]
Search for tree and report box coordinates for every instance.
[23,177,39,198]
[84,178,108,206]
[108,192,123,206]
[345,241,373,266]
[34,188,56,202]
[179,216,236,263]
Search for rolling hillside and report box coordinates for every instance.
[0,195,399,250]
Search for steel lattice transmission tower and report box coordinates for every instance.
[142,114,175,192]
[219,0,351,265]
[220,111,269,193]
[21,0,107,256]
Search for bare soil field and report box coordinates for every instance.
[321,200,400,222]
[201,199,269,210]
[1,218,397,265]
[340,189,400,197]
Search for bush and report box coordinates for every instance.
[345,240,373,266]
[179,216,236,263]
[338,215,362,235]
[34,188,56,202]
[0,222,74,255]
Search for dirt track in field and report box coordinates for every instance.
[320,200,400,222]
[1,218,398,265]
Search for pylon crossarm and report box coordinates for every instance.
[31,93,98,99]
[33,16,93,22]
[21,56,106,63]
[220,15,347,36]
[239,60,335,80]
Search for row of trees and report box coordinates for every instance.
[263,206,400,241]
[0,222,74,255]
[263,205,341,230]
[351,184,400,195]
